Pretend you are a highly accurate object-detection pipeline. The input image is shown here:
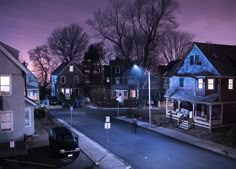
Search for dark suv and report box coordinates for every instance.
[49,97,60,105]
[49,127,80,157]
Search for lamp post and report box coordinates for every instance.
[133,65,152,127]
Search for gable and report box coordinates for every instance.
[177,44,220,76]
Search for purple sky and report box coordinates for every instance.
[1,0,236,63]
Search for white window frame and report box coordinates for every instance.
[0,111,13,132]
[25,108,31,127]
[228,79,234,90]
[0,75,12,96]
[208,78,214,90]
[69,65,74,72]
[60,76,66,84]
[74,76,79,84]
[198,79,203,89]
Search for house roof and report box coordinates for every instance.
[165,88,219,104]
[26,84,38,90]
[25,97,37,106]
[0,41,29,74]
[163,60,182,77]
[195,42,236,76]
[164,42,236,77]
[51,61,85,76]
[0,41,19,60]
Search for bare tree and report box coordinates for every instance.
[28,45,59,98]
[87,0,179,69]
[48,24,89,63]
[158,30,195,64]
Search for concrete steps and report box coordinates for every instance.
[179,120,192,130]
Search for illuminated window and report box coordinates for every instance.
[228,79,234,90]
[106,77,110,83]
[25,109,31,127]
[0,111,12,132]
[198,79,203,89]
[130,90,136,98]
[61,88,65,94]
[60,76,66,84]
[74,76,79,84]
[0,76,11,96]
[69,65,74,72]
[208,79,214,90]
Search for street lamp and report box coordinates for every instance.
[133,65,152,127]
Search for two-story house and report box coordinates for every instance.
[0,41,36,157]
[51,61,86,103]
[24,64,40,102]
[164,42,236,130]
[104,58,161,106]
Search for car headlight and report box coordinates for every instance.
[60,149,65,153]
[75,148,80,151]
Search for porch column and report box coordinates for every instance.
[221,103,223,124]
[177,100,181,110]
[209,105,212,130]
[166,98,168,116]
[192,102,195,118]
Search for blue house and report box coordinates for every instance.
[164,42,236,130]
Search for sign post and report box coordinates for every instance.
[104,116,111,154]
[70,106,73,127]
[116,96,123,117]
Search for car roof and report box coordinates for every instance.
[51,126,72,135]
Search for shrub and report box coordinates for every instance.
[34,107,47,118]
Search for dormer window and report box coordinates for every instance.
[197,79,203,89]
[115,66,120,74]
[207,78,214,90]
[69,65,74,72]
[228,79,234,90]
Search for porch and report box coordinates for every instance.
[166,98,222,130]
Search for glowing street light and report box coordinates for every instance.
[133,65,152,127]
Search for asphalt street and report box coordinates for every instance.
[50,107,236,169]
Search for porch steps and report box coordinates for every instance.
[179,120,192,130]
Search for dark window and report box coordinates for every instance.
[115,66,120,74]
[179,78,184,87]
[190,55,194,65]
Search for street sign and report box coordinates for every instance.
[10,141,15,148]
[116,96,123,103]
[106,116,110,123]
[70,106,73,112]
[104,122,111,129]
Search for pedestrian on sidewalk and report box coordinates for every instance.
[132,118,138,133]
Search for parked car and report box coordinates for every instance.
[49,97,60,105]
[48,126,80,157]
[39,99,49,108]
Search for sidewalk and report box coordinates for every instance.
[115,116,236,160]
[52,118,132,169]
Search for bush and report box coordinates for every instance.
[34,108,47,118]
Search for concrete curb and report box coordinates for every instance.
[51,117,132,169]
[114,116,236,161]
